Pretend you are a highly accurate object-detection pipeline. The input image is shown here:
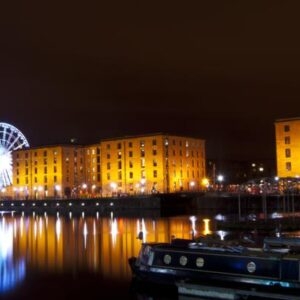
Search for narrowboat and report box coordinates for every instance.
[129,236,300,298]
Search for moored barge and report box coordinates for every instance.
[129,236,300,299]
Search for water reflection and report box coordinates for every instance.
[0,214,215,283]
[0,217,26,293]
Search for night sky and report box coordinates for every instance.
[1,1,300,163]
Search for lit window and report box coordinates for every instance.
[285,136,291,144]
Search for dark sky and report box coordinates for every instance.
[1,1,300,162]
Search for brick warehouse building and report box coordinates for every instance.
[11,134,206,198]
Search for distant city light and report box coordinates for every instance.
[259,167,264,172]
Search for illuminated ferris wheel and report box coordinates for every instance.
[0,123,29,187]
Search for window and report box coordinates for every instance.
[34,152,37,157]
[107,162,111,170]
[153,160,157,167]
[107,173,110,180]
[43,151,47,157]
[118,151,122,159]
[118,171,122,180]
[284,125,290,132]
[285,136,291,144]
[107,153,111,159]
[44,158,47,165]
[16,178,19,184]
[152,139,157,146]
[285,149,291,158]
[129,172,133,179]
[35,168,38,174]
[118,161,122,169]
[141,158,145,168]
[129,161,133,168]
[153,170,158,178]
[129,151,133,158]
[54,176,57,182]
[25,168,28,175]
[54,166,57,173]
[34,177,37,183]
[152,149,157,156]
[106,144,111,150]
[117,143,122,150]
[97,148,100,155]
[172,140,176,146]
[286,162,292,171]
[140,140,145,147]
[141,149,145,157]
[44,176,47,183]
[128,142,133,148]
[25,177,28,184]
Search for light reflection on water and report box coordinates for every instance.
[0,213,216,284]
[0,217,26,294]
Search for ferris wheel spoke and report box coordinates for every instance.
[13,141,27,151]
[4,169,12,185]
[5,130,15,148]
[7,135,22,151]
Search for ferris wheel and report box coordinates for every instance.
[0,123,29,187]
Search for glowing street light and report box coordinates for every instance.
[201,178,209,187]
[190,181,195,187]
[217,175,224,183]
[110,182,117,190]
[55,185,61,191]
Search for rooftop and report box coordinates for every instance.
[275,117,300,123]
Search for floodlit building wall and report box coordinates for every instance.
[275,118,300,178]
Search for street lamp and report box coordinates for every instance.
[217,175,224,183]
